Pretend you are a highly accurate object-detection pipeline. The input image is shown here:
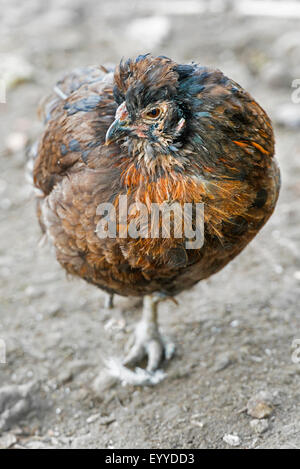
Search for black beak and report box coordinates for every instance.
[105,119,132,145]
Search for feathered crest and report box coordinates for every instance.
[113,54,181,116]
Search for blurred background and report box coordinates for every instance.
[0,0,299,449]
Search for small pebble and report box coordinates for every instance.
[294,271,300,281]
[0,433,17,449]
[247,391,274,419]
[86,414,100,424]
[46,303,62,317]
[99,415,116,426]
[24,286,45,299]
[104,318,125,332]
[0,381,38,431]
[213,352,236,372]
[5,132,28,153]
[190,414,204,428]
[223,434,241,447]
[250,419,270,434]
[230,320,240,328]
[274,265,283,274]
[57,369,72,385]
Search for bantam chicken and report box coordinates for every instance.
[33,54,280,385]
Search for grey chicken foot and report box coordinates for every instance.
[106,294,175,386]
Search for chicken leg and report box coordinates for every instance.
[106,294,175,386]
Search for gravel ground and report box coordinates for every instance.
[0,0,300,449]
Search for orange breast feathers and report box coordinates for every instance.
[110,163,253,244]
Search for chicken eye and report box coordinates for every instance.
[146,108,161,119]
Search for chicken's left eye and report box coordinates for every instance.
[146,108,161,119]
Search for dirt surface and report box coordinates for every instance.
[0,0,300,449]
